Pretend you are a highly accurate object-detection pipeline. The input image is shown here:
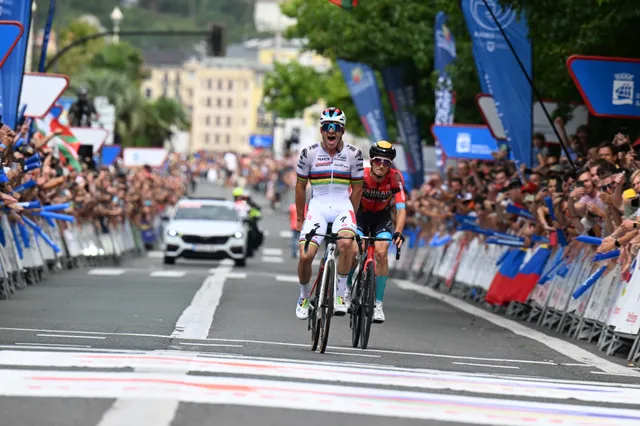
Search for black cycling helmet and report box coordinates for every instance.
[369,140,396,161]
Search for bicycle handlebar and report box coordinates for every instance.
[303,225,358,252]
[355,235,401,260]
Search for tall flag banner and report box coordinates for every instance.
[38,0,56,73]
[336,59,389,143]
[0,0,34,129]
[381,65,424,189]
[461,0,533,167]
[328,0,358,10]
[434,11,457,172]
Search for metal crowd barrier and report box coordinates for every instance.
[389,229,640,364]
[0,217,146,300]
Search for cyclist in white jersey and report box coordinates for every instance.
[295,107,364,320]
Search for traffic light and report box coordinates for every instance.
[207,24,226,57]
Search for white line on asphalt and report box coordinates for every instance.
[589,371,635,377]
[170,267,230,340]
[17,343,91,348]
[97,399,179,426]
[36,334,106,340]
[147,251,164,258]
[262,248,283,256]
[0,345,145,353]
[325,351,381,358]
[562,363,595,367]
[226,272,247,279]
[453,362,520,370]
[395,280,640,377]
[275,275,299,283]
[280,230,293,238]
[150,271,187,278]
[262,256,284,263]
[178,342,243,348]
[88,269,125,276]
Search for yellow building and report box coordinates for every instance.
[142,56,270,154]
[141,38,331,153]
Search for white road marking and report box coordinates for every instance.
[150,270,187,278]
[170,266,231,340]
[17,343,91,348]
[0,345,145,353]
[262,248,283,256]
[147,251,164,258]
[562,363,595,367]
[88,269,125,276]
[590,371,635,377]
[275,275,299,283]
[324,351,381,358]
[219,259,235,266]
[279,230,293,238]
[453,362,520,370]
[36,334,106,340]
[395,280,640,377]
[178,343,243,348]
[2,366,640,424]
[97,399,178,426]
[262,256,283,263]
[226,272,247,279]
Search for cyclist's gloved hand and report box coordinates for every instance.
[392,231,405,248]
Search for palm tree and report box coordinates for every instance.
[138,97,190,147]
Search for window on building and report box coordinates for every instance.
[227,98,233,108]
[226,134,230,144]
[217,80,223,90]
[187,88,193,98]
[228,80,233,90]
[175,73,181,85]
[205,133,210,143]
[241,118,246,126]
[244,80,249,90]
[217,98,222,107]
[226,117,232,126]
[205,116,211,125]
[207,79,212,90]
[206,97,212,107]
[215,134,220,143]
[243,99,248,108]
[216,116,221,126]
[145,88,152,98]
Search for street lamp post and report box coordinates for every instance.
[110,7,123,43]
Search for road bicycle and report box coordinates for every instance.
[303,223,359,354]
[349,233,401,349]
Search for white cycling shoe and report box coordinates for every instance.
[334,296,347,316]
[373,301,385,323]
[296,297,309,320]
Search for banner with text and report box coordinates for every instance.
[337,59,389,143]
[430,124,499,161]
[434,11,457,172]
[0,2,34,128]
[381,64,424,189]
[461,0,533,166]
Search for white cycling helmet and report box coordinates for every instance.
[319,107,347,126]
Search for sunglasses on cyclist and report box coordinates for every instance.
[371,157,392,167]
[321,122,344,133]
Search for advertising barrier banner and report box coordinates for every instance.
[430,124,499,161]
[434,11,457,172]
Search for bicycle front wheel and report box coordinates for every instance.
[319,259,335,354]
[350,268,363,348]
[360,261,376,349]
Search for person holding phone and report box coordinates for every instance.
[567,170,607,235]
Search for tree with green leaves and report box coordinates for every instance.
[90,42,150,85]
[55,19,106,78]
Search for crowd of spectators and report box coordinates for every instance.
[404,121,640,280]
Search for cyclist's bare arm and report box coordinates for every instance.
[350,181,363,214]
[296,148,312,230]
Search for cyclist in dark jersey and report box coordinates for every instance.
[345,141,406,322]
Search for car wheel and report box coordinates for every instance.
[234,258,246,267]
[163,255,176,265]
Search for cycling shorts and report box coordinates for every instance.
[356,209,393,240]
[299,199,357,247]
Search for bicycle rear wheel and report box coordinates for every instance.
[319,259,335,354]
[309,264,324,351]
[359,261,376,349]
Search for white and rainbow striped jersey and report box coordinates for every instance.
[296,142,364,201]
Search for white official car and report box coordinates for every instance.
[163,198,248,267]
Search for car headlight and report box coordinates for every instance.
[167,229,178,237]
[233,231,244,239]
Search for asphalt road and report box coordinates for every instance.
[2,182,640,425]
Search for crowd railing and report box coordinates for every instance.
[389,227,640,365]
[0,214,146,300]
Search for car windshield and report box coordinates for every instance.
[173,204,238,221]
